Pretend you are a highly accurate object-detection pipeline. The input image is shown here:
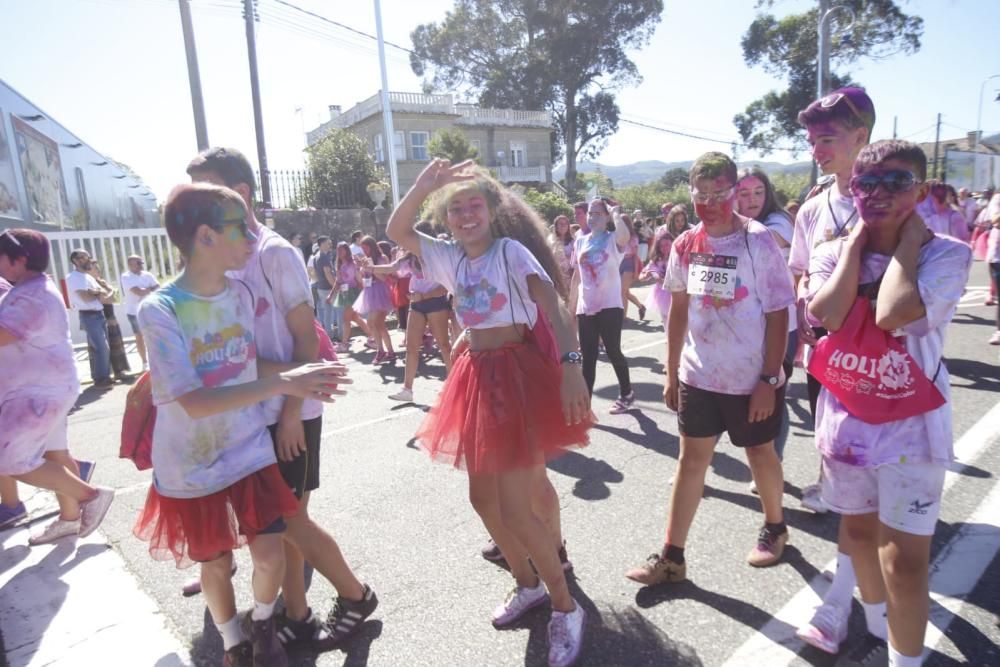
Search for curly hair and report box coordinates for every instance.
[428,168,567,299]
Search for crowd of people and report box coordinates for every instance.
[0,83,997,667]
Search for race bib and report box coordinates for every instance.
[362,277,373,288]
[340,283,349,293]
[687,253,737,299]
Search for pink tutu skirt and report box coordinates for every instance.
[972,228,989,261]
[644,283,672,322]
[416,342,591,474]
[353,279,393,316]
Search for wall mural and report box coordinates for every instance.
[0,110,23,221]
[12,115,69,227]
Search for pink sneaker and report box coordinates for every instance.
[796,601,849,654]
[371,351,385,364]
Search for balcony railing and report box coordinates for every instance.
[497,165,547,183]
[309,92,553,140]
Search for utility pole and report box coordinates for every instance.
[178,0,208,150]
[243,0,272,212]
[374,0,400,208]
[812,0,831,186]
[932,112,942,180]
[892,116,897,140]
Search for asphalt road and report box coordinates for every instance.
[10,261,1000,667]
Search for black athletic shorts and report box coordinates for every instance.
[677,381,784,448]
[269,416,322,499]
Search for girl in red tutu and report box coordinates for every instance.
[387,160,592,667]
[133,183,348,666]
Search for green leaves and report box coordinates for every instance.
[427,129,480,163]
[409,0,663,198]
[735,0,923,155]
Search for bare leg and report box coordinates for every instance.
[468,472,535,587]
[401,310,427,390]
[135,331,147,366]
[497,465,574,611]
[664,435,717,547]
[14,460,95,521]
[0,475,20,507]
[532,467,563,549]
[842,513,886,605]
[282,491,364,621]
[744,442,784,524]
[374,312,395,354]
[247,532,286,608]
[880,525,932,657]
[201,551,238,623]
[426,310,453,373]
[43,450,83,521]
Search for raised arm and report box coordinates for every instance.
[808,226,866,332]
[386,158,476,256]
[875,214,930,331]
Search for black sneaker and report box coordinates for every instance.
[319,584,378,648]
[834,633,888,667]
[250,615,287,667]
[275,608,330,648]
[222,641,253,667]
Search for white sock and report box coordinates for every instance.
[888,644,923,667]
[251,597,277,621]
[824,551,857,610]
[862,600,888,640]
[216,615,244,650]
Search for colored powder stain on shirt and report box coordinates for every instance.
[699,277,750,309]
[456,278,508,326]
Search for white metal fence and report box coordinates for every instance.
[44,228,177,346]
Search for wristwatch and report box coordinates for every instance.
[561,351,583,365]
[759,374,779,387]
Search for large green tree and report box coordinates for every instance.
[410,0,662,199]
[428,128,480,162]
[734,0,923,154]
[304,129,379,208]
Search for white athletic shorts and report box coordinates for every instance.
[0,394,76,476]
[821,457,946,536]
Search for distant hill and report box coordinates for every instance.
[554,159,813,187]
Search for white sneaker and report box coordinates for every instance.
[548,601,586,667]
[989,330,1000,345]
[800,483,828,513]
[796,601,849,654]
[79,487,115,537]
[28,518,81,545]
[492,582,549,627]
[388,387,414,402]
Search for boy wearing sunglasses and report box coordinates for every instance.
[790,87,879,656]
[805,141,971,666]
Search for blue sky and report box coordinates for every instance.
[2,0,999,200]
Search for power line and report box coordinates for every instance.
[269,0,416,56]
[619,117,804,154]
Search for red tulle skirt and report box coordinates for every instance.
[416,342,591,474]
[133,464,299,568]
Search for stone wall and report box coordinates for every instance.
[267,207,391,243]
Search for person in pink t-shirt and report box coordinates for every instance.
[807,141,971,667]
[626,152,795,587]
[0,228,115,546]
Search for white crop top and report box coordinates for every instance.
[418,234,551,329]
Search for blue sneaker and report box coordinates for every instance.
[76,459,96,483]
[0,502,27,529]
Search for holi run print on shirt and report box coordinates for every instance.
[0,274,79,402]
[665,221,795,395]
[806,235,972,468]
[574,230,625,315]
[789,186,858,277]
[418,235,551,329]
[229,225,321,424]
[138,280,276,499]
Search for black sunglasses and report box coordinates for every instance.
[849,170,921,198]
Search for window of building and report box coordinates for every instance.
[393,131,405,161]
[374,134,384,163]
[510,141,526,167]
[74,167,90,229]
[410,131,430,161]
[470,139,481,157]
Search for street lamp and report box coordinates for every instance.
[816,1,856,100]
[974,74,1000,153]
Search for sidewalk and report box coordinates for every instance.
[0,521,191,667]
[73,339,143,386]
